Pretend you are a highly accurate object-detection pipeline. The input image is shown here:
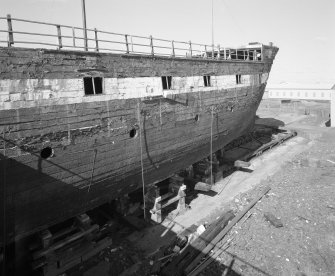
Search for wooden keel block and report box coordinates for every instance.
[194,182,212,192]
[75,213,91,230]
[234,160,251,168]
[40,229,52,249]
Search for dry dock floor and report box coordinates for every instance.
[77,100,335,276]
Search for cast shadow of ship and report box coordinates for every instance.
[0,153,271,276]
[0,115,283,276]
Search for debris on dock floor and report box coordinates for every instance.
[68,100,335,276]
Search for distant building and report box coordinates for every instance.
[266,82,333,101]
[264,82,335,127]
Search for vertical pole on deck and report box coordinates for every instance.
[171,40,175,57]
[6,14,14,46]
[189,41,192,57]
[130,36,134,52]
[72,27,76,47]
[56,25,62,49]
[150,35,154,56]
[217,44,220,59]
[94,28,99,52]
[211,0,214,48]
[125,34,129,54]
[81,0,88,51]
[211,0,215,59]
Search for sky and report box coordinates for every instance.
[1,0,335,86]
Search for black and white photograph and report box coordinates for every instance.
[0,0,334,275]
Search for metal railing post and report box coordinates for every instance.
[130,36,134,52]
[56,25,62,49]
[171,40,175,57]
[189,41,192,58]
[6,14,14,46]
[125,34,129,54]
[72,27,76,47]
[94,28,99,52]
[0,15,268,63]
[150,35,154,56]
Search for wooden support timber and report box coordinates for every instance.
[30,212,118,276]
[234,160,251,168]
[150,184,186,223]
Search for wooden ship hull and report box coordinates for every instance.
[0,16,278,244]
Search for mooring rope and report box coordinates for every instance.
[137,102,146,220]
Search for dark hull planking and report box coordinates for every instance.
[0,46,278,243]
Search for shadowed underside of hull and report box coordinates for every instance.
[0,46,278,243]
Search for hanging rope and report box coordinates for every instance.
[159,98,162,129]
[137,102,146,220]
[87,149,98,193]
[210,106,214,185]
[2,130,7,276]
[210,74,220,186]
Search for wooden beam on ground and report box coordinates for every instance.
[186,236,230,276]
[194,181,212,192]
[161,210,234,276]
[33,224,99,260]
[44,237,113,276]
[234,160,251,168]
[184,186,271,275]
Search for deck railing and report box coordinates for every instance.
[0,14,263,61]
